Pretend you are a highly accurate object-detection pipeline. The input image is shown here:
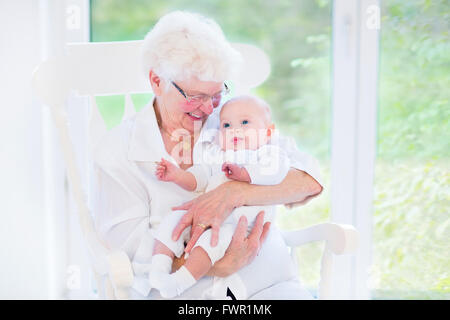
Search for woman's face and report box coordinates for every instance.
[158,76,225,134]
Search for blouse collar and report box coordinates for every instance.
[127,97,218,162]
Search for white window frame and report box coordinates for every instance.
[39,0,92,299]
[330,0,380,299]
[63,0,92,299]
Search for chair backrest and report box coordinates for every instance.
[33,40,271,104]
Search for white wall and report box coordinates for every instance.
[0,0,54,298]
[0,0,90,299]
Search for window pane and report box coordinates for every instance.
[91,0,332,294]
[371,0,450,299]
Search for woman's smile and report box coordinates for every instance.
[186,111,206,122]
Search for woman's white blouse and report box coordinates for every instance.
[91,101,323,298]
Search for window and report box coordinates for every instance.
[370,0,449,299]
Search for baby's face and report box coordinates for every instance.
[219,99,272,151]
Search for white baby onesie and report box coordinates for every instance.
[152,143,290,298]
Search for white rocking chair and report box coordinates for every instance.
[32,40,358,300]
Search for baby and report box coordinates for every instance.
[149,95,290,298]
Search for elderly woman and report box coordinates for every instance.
[93,11,323,299]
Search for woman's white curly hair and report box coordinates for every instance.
[142,11,242,83]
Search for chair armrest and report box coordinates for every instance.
[280,222,359,254]
[281,223,359,300]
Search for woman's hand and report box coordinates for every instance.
[171,181,244,253]
[208,211,271,277]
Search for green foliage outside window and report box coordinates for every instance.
[371,0,449,299]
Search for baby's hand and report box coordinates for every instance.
[222,162,251,183]
[155,158,179,182]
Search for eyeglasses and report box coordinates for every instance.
[171,81,230,105]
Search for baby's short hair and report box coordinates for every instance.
[221,95,272,123]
